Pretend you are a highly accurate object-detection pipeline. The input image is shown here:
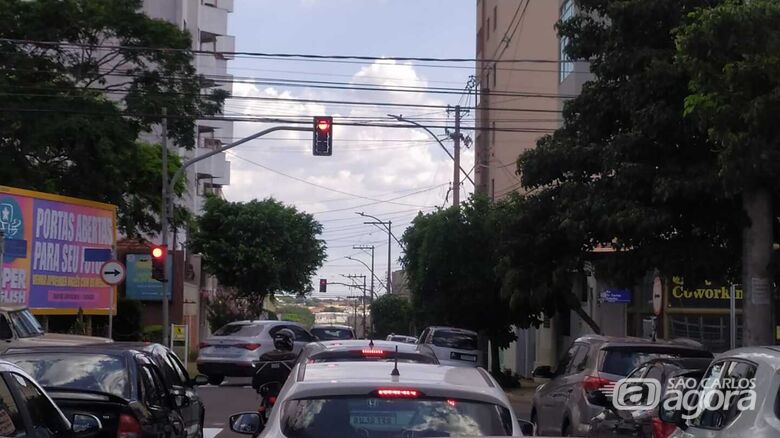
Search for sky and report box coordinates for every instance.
[221,0,477,299]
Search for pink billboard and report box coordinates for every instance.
[0,186,117,315]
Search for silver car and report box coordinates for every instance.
[661,346,780,438]
[196,320,314,385]
[417,326,482,367]
[530,335,712,436]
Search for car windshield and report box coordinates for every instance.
[213,323,264,337]
[432,331,478,350]
[312,327,354,340]
[6,353,130,398]
[8,310,44,338]
[282,396,513,437]
[601,348,711,377]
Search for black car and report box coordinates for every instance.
[4,346,187,438]
[0,359,103,438]
[93,343,208,438]
[588,357,713,438]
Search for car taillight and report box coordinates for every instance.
[239,343,261,350]
[376,388,420,398]
[117,414,141,438]
[198,342,209,349]
[582,376,613,392]
[268,396,277,404]
[361,349,385,357]
[651,417,677,438]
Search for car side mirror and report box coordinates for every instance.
[532,365,555,379]
[230,412,264,435]
[587,389,614,409]
[72,413,102,434]
[517,419,535,436]
[192,375,209,386]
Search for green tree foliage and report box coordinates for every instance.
[113,297,144,341]
[191,197,327,316]
[676,0,780,344]
[371,294,411,339]
[276,305,315,328]
[0,0,226,236]
[402,196,515,372]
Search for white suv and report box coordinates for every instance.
[417,326,482,367]
[227,361,534,437]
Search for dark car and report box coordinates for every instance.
[0,359,103,438]
[588,357,712,438]
[4,346,187,438]
[93,343,208,438]
[530,335,713,436]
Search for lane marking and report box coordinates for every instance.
[204,428,222,438]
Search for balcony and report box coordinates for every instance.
[199,3,227,36]
[216,35,235,60]
[203,0,234,12]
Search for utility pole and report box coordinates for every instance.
[347,274,367,337]
[387,221,392,295]
[451,105,462,206]
[160,108,170,347]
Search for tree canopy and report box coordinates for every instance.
[191,197,327,315]
[371,294,411,338]
[0,0,227,236]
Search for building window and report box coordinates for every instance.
[493,5,497,30]
[559,0,575,82]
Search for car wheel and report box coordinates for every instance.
[207,375,224,386]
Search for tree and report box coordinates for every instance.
[510,0,741,324]
[402,196,515,373]
[371,294,411,338]
[0,0,227,236]
[191,197,327,315]
[276,305,315,328]
[676,0,780,345]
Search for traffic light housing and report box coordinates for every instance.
[313,116,333,156]
[151,244,167,282]
[319,278,327,293]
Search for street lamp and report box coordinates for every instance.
[357,212,394,294]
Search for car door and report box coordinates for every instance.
[536,344,578,435]
[552,343,590,433]
[140,363,185,438]
[612,364,660,437]
[6,372,71,438]
[0,373,25,438]
[161,351,203,438]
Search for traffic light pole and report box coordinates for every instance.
[160,111,170,347]
[160,125,313,346]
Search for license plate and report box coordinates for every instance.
[451,352,477,362]
[271,363,280,369]
[350,414,396,426]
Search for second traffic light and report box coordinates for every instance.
[313,116,333,156]
[151,244,167,282]
[319,278,327,293]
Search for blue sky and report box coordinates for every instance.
[222,0,476,298]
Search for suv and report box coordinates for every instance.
[417,326,481,367]
[0,305,111,353]
[310,324,355,341]
[530,335,712,437]
[197,320,315,385]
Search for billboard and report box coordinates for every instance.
[125,253,172,300]
[0,186,117,315]
[667,276,743,309]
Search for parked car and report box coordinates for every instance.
[296,339,439,366]
[95,343,208,438]
[416,326,481,367]
[228,360,535,437]
[0,359,103,438]
[4,345,188,438]
[659,346,780,438]
[309,324,355,341]
[0,306,111,353]
[386,334,418,344]
[197,320,315,386]
[530,335,713,437]
[588,357,712,438]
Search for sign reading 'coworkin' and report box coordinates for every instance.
[667,276,743,309]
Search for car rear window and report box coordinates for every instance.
[6,353,130,398]
[601,347,711,377]
[282,396,512,437]
[309,351,438,364]
[432,331,478,350]
[312,327,354,340]
[213,323,264,337]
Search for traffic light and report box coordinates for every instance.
[151,244,167,282]
[313,116,333,156]
[319,278,327,293]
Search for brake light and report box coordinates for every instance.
[117,414,141,438]
[582,376,613,392]
[651,417,677,438]
[376,389,420,398]
[446,399,457,407]
[239,343,261,350]
[268,396,277,404]
[198,342,209,349]
[361,349,386,357]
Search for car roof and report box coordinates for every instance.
[311,324,353,330]
[0,305,26,312]
[314,340,421,352]
[291,362,506,405]
[641,356,713,369]
[3,345,143,357]
[425,326,478,336]
[715,346,780,370]
[574,334,707,350]
[83,341,167,353]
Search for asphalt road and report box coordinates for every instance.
[199,377,534,438]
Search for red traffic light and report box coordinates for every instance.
[151,247,164,258]
[319,278,327,293]
[317,119,331,132]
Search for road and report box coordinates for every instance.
[199,378,534,438]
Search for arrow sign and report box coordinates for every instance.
[100,260,126,286]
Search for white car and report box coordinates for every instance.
[417,326,482,367]
[386,334,418,344]
[660,346,780,438]
[228,361,535,437]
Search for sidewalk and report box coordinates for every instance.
[504,379,541,403]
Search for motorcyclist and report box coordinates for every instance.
[252,328,298,392]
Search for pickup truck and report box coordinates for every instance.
[0,305,111,353]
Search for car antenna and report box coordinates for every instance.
[369,338,374,349]
[391,346,400,377]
